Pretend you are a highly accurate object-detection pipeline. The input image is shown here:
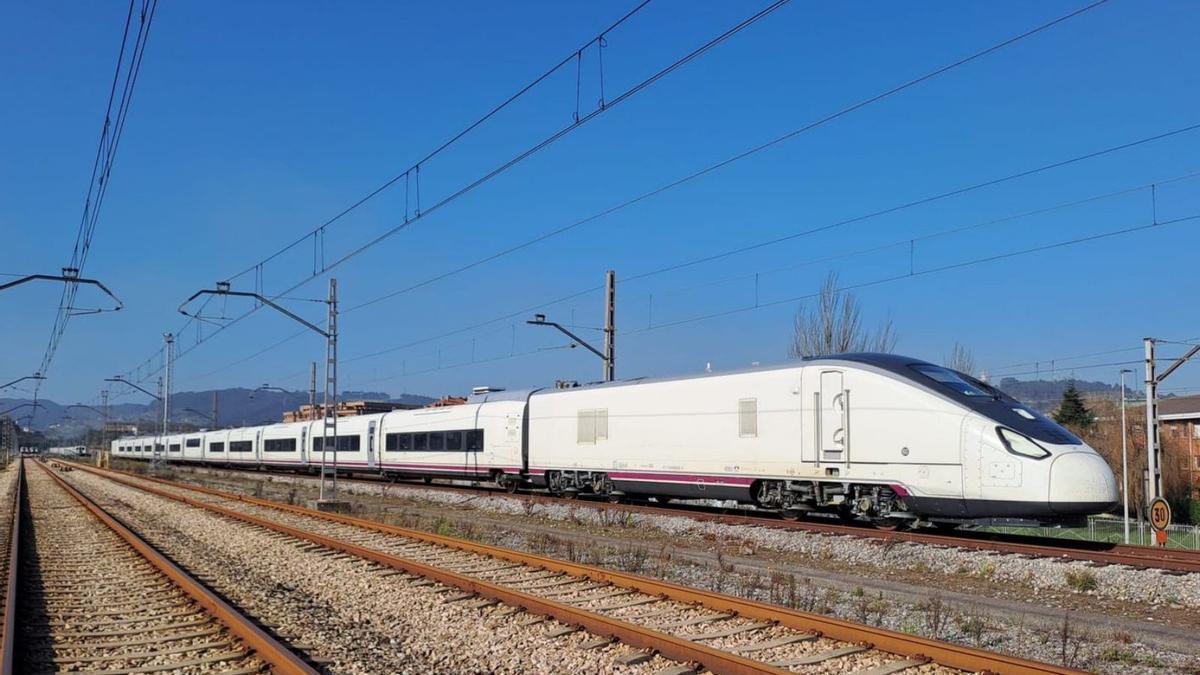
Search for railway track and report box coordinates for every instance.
[1,461,20,675]
[126,461,1200,575]
[6,459,316,675]
[72,463,1082,675]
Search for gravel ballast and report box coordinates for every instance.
[125,463,1200,674]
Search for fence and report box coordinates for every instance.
[982,515,1200,550]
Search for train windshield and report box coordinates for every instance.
[910,365,994,398]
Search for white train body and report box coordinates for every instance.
[46,445,90,458]
[110,354,1118,525]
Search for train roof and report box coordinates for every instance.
[530,353,932,394]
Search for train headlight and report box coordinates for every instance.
[997,427,1051,460]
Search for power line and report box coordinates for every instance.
[229,0,657,281]
[173,148,1198,392]
[619,213,1199,336]
[114,0,794,388]
[334,171,1198,377]
[326,211,1199,391]
[126,0,1118,392]
[31,0,159,411]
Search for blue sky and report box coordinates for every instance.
[2,0,1199,410]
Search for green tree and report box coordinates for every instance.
[1053,383,1094,429]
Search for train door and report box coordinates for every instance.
[960,417,984,501]
[367,420,377,470]
[819,370,849,472]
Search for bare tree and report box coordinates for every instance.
[789,272,896,358]
[944,342,976,376]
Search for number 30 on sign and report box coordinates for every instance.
[1150,497,1172,547]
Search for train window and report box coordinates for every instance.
[911,365,993,398]
[383,433,419,451]
[738,398,758,438]
[413,433,428,451]
[169,444,181,453]
[209,442,225,453]
[229,440,253,453]
[466,429,484,451]
[996,428,1050,459]
[429,432,445,451]
[186,438,201,448]
[445,431,463,451]
[264,438,296,452]
[313,435,360,452]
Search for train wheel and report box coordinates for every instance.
[871,518,907,531]
[780,509,802,521]
[423,477,433,485]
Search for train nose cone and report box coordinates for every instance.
[1048,451,1118,514]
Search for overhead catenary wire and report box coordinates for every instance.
[174,141,1199,392]
[138,0,1121,393]
[316,211,1200,391]
[129,0,1142,398]
[112,0,795,389]
[31,0,159,417]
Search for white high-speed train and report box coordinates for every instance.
[111,354,1118,527]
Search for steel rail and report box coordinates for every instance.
[146,461,1200,574]
[81,463,1082,675]
[34,461,317,675]
[0,459,23,675]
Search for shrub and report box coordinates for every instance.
[1064,568,1098,592]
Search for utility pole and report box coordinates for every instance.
[212,391,219,429]
[1144,339,1160,504]
[526,270,617,383]
[603,270,616,383]
[154,376,164,468]
[177,278,343,508]
[309,361,317,421]
[321,279,339,502]
[101,388,110,467]
[1143,336,1200,506]
[1119,368,1132,544]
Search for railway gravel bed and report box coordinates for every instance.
[15,461,289,674]
[71,465,1088,674]
[53,468,718,675]
[130,463,1200,673]
[197,466,1200,607]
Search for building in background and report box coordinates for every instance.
[1158,395,1200,498]
[282,399,423,423]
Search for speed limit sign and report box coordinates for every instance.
[1150,497,1172,532]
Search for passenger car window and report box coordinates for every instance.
[445,431,463,451]
[429,432,445,451]
[466,430,484,451]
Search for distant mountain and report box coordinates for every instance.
[1,387,434,437]
[995,377,1143,413]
